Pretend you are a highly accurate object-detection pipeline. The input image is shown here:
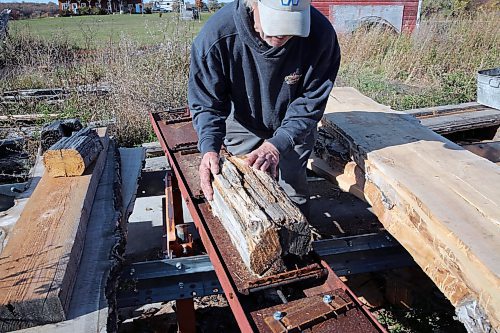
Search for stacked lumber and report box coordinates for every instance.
[0,128,109,331]
[210,156,312,276]
[43,127,103,177]
[311,88,500,333]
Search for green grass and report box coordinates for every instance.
[9,13,212,48]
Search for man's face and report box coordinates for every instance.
[252,4,293,48]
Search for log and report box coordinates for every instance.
[0,113,60,124]
[315,87,500,332]
[40,119,83,152]
[209,156,312,276]
[0,128,109,331]
[43,127,103,177]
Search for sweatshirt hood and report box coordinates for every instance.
[234,0,295,57]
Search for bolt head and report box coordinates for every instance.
[273,311,283,321]
[176,262,183,270]
[323,294,333,304]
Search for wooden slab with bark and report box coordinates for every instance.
[0,128,109,332]
[209,156,312,277]
[43,127,103,177]
[313,87,500,333]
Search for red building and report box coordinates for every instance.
[311,0,422,32]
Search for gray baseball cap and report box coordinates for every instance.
[257,0,311,37]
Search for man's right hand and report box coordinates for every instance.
[199,152,220,201]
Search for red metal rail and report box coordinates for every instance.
[150,108,387,332]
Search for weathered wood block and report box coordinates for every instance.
[43,127,103,177]
[210,156,312,277]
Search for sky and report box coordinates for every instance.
[0,0,234,2]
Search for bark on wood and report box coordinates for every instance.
[0,128,109,331]
[0,154,30,183]
[43,127,103,177]
[315,87,500,332]
[0,138,30,183]
[40,119,83,153]
[210,156,312,277]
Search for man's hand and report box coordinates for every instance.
[200,152,220,201]
[245,141,280,178]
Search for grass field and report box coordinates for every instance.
[2,11,499,146]
[10,13,212,47]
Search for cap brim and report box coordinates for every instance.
[258,1,310,37]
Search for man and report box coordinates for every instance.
[188,0,340,216]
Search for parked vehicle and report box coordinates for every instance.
[151,0,174,13]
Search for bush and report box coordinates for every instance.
[78,6,91,15]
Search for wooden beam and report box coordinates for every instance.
[43,127,103,177]
[314,87,500,332]
[404,102,500,134]
[210,156,312,276]
[0,128,109,331]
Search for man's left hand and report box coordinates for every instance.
[245,141,280,178]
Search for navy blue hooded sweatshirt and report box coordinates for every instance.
[188,0,340,155]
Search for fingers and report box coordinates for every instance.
[245,151,258,166]
[209,154,220,175]
[199,152,219,201]
[199,164,213,201]
[245,142,280,176]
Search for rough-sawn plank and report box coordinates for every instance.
[0,128,109,331]
[315,87,500,333]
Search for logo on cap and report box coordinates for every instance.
[281,0,300,6]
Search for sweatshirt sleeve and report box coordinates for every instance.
[267,32,341,155]
[188,43,231,155]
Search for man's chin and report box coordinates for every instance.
[264,36,292,48]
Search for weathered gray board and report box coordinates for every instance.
[315,87,500,333]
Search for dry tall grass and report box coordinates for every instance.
[338,11,500,109]
[1,16,192,146]
[1,12,499,146]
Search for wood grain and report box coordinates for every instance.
[315,87,500,332]
[0,128,109,331]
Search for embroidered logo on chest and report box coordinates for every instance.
[284,71,302,85]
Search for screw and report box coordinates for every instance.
[179,282,184,289]
[273,311,284,321]
[129,268,135,276]
[176,262,183,270]
[323,294,333,304]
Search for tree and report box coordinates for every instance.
[207,0,219,12]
